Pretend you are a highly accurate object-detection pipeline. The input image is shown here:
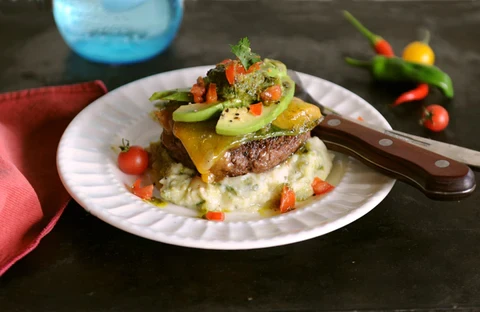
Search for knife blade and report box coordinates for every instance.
[287,70,476,200]
[288,69,480,169]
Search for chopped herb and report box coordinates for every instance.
[196,200,206,208]
[297,145,308,154]
[230,37,261,70]
[146,196,167,208]
[225,185,238,196]
[110,145,119,153]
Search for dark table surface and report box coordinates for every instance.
[1,0,480,311]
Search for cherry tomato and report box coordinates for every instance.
[402,29,435,65]
[117,139,149,175]
[421,104,449,132]
[402,42,435,65]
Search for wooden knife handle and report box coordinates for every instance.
[313,115,476,200]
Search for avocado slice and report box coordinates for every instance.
[172,99,244,122]
[172,102,224,122]
[215,76,295,136]
[149,88,193,102]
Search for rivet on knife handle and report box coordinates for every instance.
[313,115,476,200]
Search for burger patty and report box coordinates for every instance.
[161,130,311,180]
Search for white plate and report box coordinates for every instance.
[57,66,396,250]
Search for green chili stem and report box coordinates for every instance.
[343,10,380,44]
[345,57,372,68]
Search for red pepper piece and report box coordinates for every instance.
[249,102,263,116]
[225,62,246,85]
[311,177,335,196]
[219,58,232,65]
[246,62,262,73]
[191,76,206,103]
[260,85,282,102]
[392,83,429,107]
[343,10,395,57]
[205,211,225,221]
[279,185,296,213]
[130,178,154,200]
[205,83,218,103]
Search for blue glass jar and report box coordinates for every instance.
[53,0,183,65]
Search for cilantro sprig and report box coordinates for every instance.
[230,37,262,70]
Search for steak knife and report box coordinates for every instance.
[288,70,477,200]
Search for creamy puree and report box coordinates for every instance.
[149,137,334,213]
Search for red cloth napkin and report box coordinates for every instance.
[0,81,108,276]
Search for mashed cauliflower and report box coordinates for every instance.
[152,137,334,214]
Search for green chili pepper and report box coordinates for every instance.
[345,55,454,98]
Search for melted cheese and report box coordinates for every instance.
[172,98,321,181]
[173,119,244,176]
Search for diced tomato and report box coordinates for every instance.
[246,62,262,73]
[193,95,204,103]
[131,178,154,200]
[236,64,246,75]
[191,84,205,103]
[205,211,225,221]
[279,185,295,213]
[249,102,263,116]
[260,85,282,102]
[196,76,206,87]
[225,62,246,85]
[311,177,335,196]
[219,59,232,65]
[225,64,235,85]
[190,76,206,103]
[206,83,218,103]
[191,83,204,95]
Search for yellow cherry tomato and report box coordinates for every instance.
[402,42,435,65]
[402,29,435,65]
